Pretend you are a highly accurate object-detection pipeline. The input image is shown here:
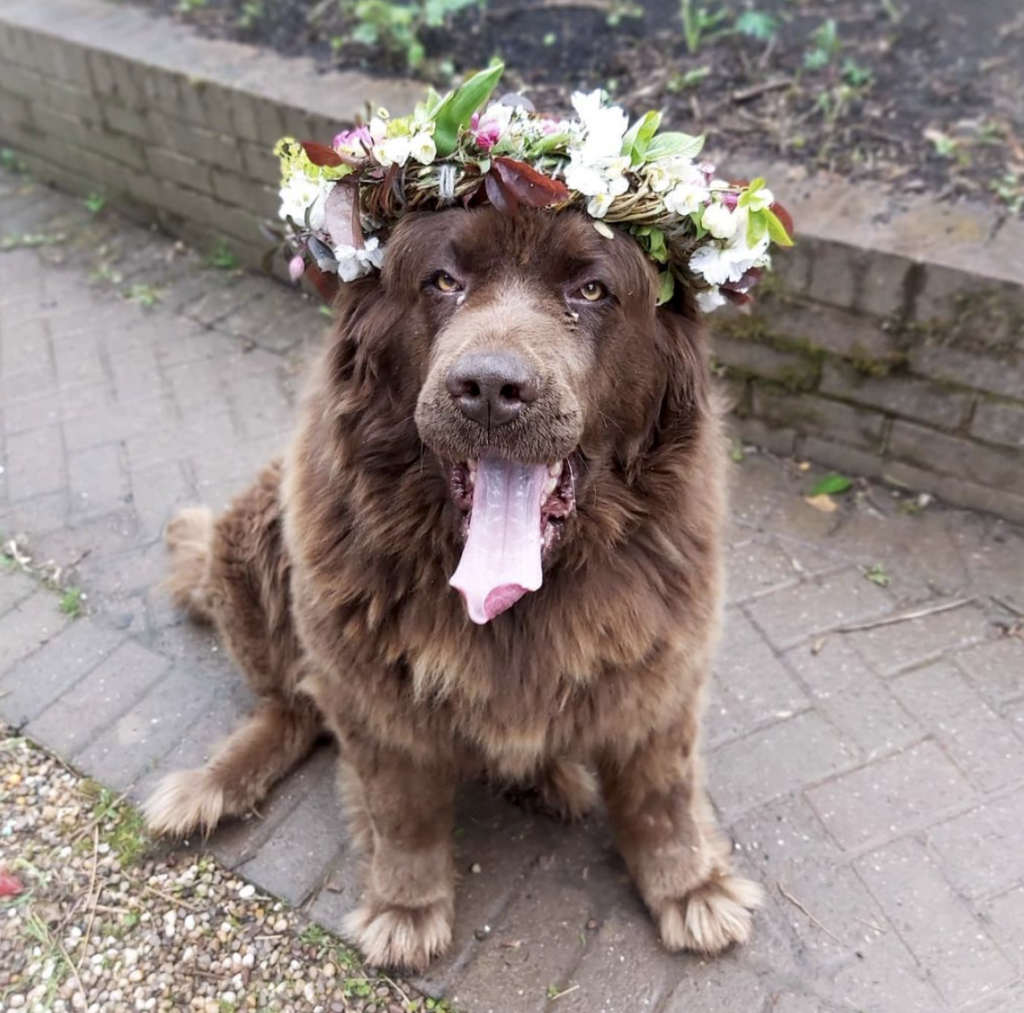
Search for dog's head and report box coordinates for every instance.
[327,207,710,622]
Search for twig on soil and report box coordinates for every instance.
[548,984,581,1001]
[382,973,415,1010]
[992,595,1024,619]
[777,882,842,946]
[142,882,204,913]
[854,914,887,935]
[834,597,975,635]
[732,78,792,104]
[75,827,102,976]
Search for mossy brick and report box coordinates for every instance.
[796,435,886,483]
[770,240,813,294]
[751,387,885,450]
[152,179,260,246]
[85,48,118,97]
[239,138,279,186]
[915,265,1024,344]
[858,249,915,319]
[228,89,286,147]
[888,421,1024,497]
[802,236,861,310]
[730,414,797,457]
[146,110,244,173]
[712,334,819,389]
[769,301,898,363]
[971,400,1024,450]
[0,61,47,102]
[930,474,1024,526]
[0,91,30,128]
[909,344,1024,400]
[24,32,92,89]
[820,360,972,431]
[30,104,147,172]
[210,167,277,218]
[102,103,151,141]
[146,146,214,196]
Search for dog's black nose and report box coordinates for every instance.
[445,352,539,428]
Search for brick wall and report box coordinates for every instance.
[1,0,1022,522]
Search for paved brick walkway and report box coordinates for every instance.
[3,169,1024,1013]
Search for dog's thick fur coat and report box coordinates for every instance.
[146,207,761,969]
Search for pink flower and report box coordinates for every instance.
[471,105,512,151]
[539,118,563,135]
[288,254,305,282]
[333,125,371,157]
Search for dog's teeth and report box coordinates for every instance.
[548,461,563,478]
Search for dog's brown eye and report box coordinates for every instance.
[433,271,462,293]
[578,281,607,302]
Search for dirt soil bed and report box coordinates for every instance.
[133,0,1024,212]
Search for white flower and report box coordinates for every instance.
[570,90,629,160]
[409,131,436,165]
[663,181,709,216]
[701,200,738,240]
[565,154,630,198]
[689,208,772,288]
[333,235,385,283]
[375,134,411,168]
[587,193,614,218]
[696,286,728,313]
[278,172,333,233]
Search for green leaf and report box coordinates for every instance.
[764,207,794,247]
[645,131,705,161]
[810,473,852,496]
[646,228,668,263]
[735,10,778,41]
[620,110,661,166]
[656,270,675,306]
[746,208,767,246]
[531,130,571,155]
[433,63,504,158]
[737,177,766,208]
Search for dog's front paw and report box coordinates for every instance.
[656,871,763,955]
[144,768,225,838]
[343,897,454,971]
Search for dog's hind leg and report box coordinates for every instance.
[164,506,215,624]
[145,691,323,838]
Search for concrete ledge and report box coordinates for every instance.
[1,0,1022,522]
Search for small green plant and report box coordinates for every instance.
[735,9,779,42]
[59,586,85,618]
[340,0,482,72]
[1,231,63,251]
[89,261,123,286]
[729,438,745,463]
[668,66,712,92]
[862,563,891,587]
[841,58,872,88]
[606,1,642,27]
[679,0,731,54]
[300,923,330,949]
[206,238,239,270]
[804,18,840,69]
[124,283,162,308]
[178,0,208,11]
[238,0,264,29]
[543,31,557,45]
[1,147,25,172]
[83,192,107,214]
[992,170,1024,214]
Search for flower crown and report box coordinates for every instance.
[274,64,793,313]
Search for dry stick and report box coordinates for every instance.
[382,973,414,1011]
[777,882,842,946]
[834,596,975,635]
[75,827,102,977]
[142,882,204,913]
[57,935,88,1006]
[854,914,887,935]
[732,77,792,104]
[992,595,1024,619]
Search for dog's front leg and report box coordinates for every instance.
[339,740,456,971]
[599,718,762,955]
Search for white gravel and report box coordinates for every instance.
[0,727,444,1013]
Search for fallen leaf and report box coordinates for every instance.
[811,636,827,655]
[798,461,812,472]
[804,493,838,513]
[0,871,24,897]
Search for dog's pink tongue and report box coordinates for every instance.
[450,455,548,625]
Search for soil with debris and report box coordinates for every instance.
[0,728,432,1013]
[132,0,1024,211]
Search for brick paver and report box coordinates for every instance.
[2,170,1023,1011]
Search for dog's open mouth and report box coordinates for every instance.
[448,453,576,625]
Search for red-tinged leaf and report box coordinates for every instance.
[305,261,340,304]
[492,157,569,207]
[301,141,343,167]
[485,171,516,216]
[769,201,795,240]
[0,871,24,898]
[324,181,363,251]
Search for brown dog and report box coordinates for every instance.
[144,206,762,970]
